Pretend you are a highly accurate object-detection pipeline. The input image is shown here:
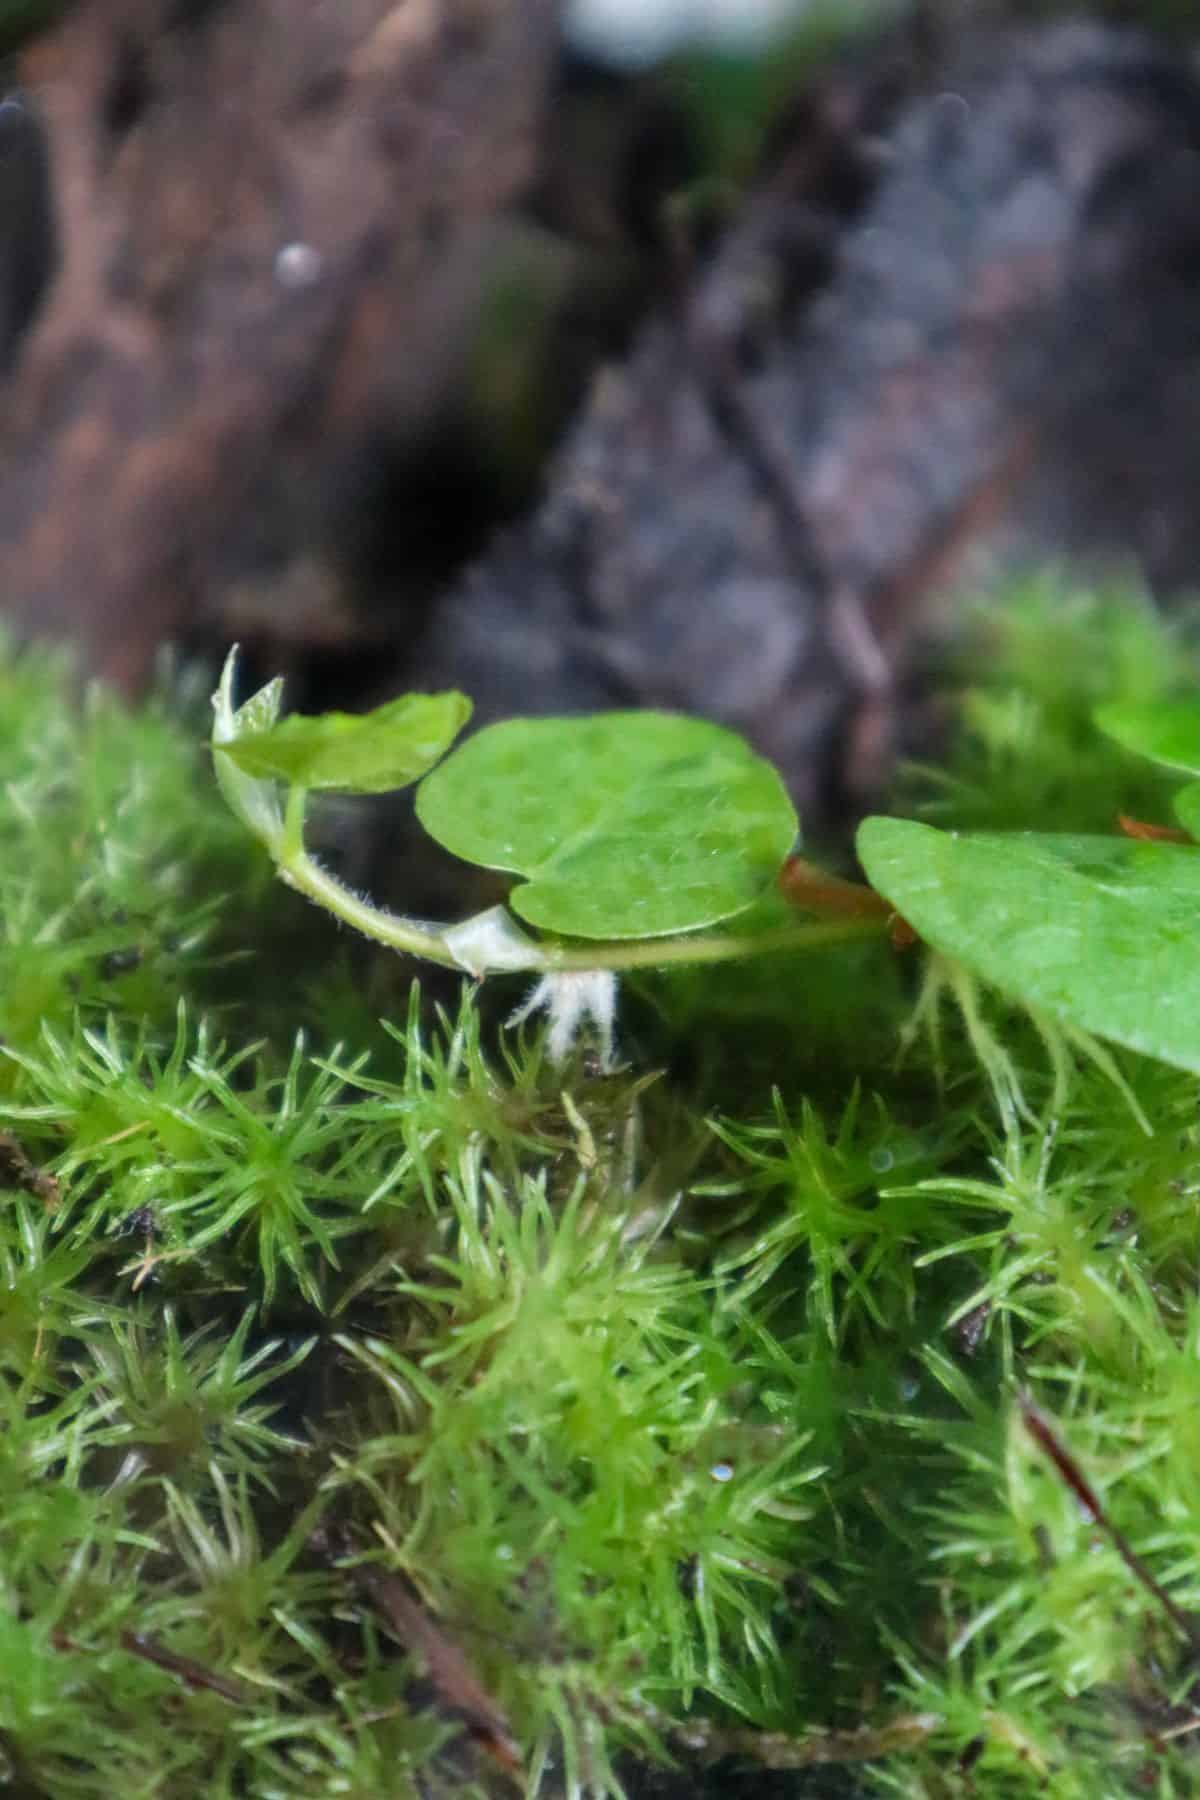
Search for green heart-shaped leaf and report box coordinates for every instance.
[415,713,798,940]
[1095,699,1200,777]
[858,816,1200,1072]
[220,691,472,793]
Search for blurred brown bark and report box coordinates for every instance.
[1,0,558,685]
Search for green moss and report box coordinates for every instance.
[2,586,1200,1795]
[901,574,1193,837]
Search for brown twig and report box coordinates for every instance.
[1019,1394,1200,1651]
[313,1528,523,1779]
[119,1631,251,1705]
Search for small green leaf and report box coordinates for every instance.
[858,816,1200,1073]
[1094,699,1200,776]
[1173,781,1200,840]
[220,692,472,793]
[211,648,285,850]
[415,713,798,940]
[231,674,284,739]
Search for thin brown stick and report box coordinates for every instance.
[119,1631,250,1705]
[1019,1395,1200,1650]
[315,1537,523,1780]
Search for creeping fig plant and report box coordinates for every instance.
[212,648,877,1056]
[214,641,1200,1078]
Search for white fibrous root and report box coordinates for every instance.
[507,969,618,1069]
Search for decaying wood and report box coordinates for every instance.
[0,0,558,686]
[412,22,1200,827]
[5,15,1200,844]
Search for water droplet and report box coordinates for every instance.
[275,242,322,289]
